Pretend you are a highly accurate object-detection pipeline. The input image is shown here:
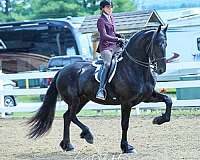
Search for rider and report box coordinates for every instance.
[96,0,125,100]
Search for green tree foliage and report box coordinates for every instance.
[30,0,82,18]
[0,0,136,22]
[113,0,136,13]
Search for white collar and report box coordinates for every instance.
[103,13,111,21]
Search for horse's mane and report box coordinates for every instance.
[129,29,154,42]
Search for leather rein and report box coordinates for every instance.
[123,31,166,71]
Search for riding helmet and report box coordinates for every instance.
[100,0,113,10]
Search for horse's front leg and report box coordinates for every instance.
[120,105,136,153]
[145,90,172,125]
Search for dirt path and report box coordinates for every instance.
[0,116,200,160]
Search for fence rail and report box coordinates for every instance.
[0,71,200,118]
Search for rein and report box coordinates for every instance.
[123,31,166,71]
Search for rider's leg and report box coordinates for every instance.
[96,50,112,100]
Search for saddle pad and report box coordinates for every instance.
[92,56,123,83]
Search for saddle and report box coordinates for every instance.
[93,50,123,83]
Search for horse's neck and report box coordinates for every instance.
[127,43,148,62]
[120,47,154,83]
[126,30,153,63]
[120,55,152,79]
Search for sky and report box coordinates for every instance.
[134,0,200,10]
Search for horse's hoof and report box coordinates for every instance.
[123,148,137,154]
[60,140,74,151]
[121,141,136,154]
[153,116,164,125]
[80,129,94,144]
[153,114,170,125]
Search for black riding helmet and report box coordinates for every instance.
[100,0,113,10]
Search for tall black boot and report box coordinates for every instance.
[96,66,109,100]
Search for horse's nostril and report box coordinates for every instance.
[160,68,165,74]
[157,68,164,75]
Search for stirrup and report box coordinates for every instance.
[96,89,107,100]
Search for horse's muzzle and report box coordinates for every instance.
[157,68,166,75]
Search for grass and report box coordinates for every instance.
[9,108,200,119]
[11,92,200,118]
[15,89,177,103]
[11,109,121,118]
[16,95,41,103]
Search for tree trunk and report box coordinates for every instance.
[5,0,10,15]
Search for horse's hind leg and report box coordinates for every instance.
[60,97,93,151]
[60,109,74,151]
[145,91,172,125]
[59,97,80,151]
[72,97,94,144]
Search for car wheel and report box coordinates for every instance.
[40,94,45,101]
[4,96,15,107]
[4,96,15,115]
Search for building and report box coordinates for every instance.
[159,8,200,62]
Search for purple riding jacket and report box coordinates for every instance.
[97,14,119,52]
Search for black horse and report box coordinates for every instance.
[28,25,172,153]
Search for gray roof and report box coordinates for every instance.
[168,14,200,27]
[79,10,164,34]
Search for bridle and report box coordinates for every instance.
[124,30,166,72]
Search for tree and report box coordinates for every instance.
[0,0,11,15]
[31,0,136,18]
[0,0,16,22]
[0,0,136,22]
[31,0,82,18]
[113,0,136,13]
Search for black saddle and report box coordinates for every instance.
[94,53,123,83]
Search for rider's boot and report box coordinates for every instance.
[96,66,109,100]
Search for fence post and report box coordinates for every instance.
[135,107,140,115]
[0,95,5,118]
[25,79,29,89]
[0,76,5,118]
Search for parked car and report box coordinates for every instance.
[47,55,84,71]
[39,55,84,101]
[0,76,17,115]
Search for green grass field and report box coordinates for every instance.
[12,92,200,118]
[10,108,200,119]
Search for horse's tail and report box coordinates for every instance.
[27,71,60,139]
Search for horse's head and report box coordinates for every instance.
[125,25,168,75]
[149,25,168,74]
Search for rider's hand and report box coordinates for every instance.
[117,38,126,43]
[116,33,122,38]
[117,38,126,47]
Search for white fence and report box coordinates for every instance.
[0,71,200,118]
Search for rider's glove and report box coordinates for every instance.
[116,33,122,38]
[117,38,126,47]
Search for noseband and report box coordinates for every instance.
[124,31,166,71]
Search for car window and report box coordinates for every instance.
[62,57,83,66]
[48,58,63,68]
[62,58,71,66]
[47,56,83,70]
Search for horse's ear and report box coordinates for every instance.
[156,25,162,33]
[163,24,168,33]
